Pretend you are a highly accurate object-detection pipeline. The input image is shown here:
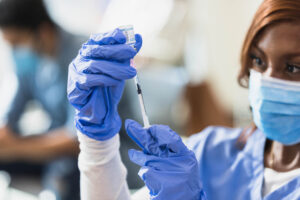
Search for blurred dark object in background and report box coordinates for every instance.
[184,82,233,136]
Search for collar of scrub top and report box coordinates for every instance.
[242,118,300,199]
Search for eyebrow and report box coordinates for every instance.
[252,44,300,59]
[251,45,266,56]
[286,53,300,59]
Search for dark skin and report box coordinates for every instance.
[0,23,79,162]
[249,21,300,172]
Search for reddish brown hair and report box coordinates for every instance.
[238,0,300,87]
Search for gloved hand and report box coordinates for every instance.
[125,119,206,200]
[67,29,142,140]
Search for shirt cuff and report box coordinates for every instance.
[77,131,120,165]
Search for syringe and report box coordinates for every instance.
[119,25,150,128]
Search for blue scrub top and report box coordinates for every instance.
[6,28,86,135]
[186,126,300,200]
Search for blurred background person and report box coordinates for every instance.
[0,0,86,199]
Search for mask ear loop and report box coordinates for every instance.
[235,70,259,150]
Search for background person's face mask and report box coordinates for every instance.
[249,69,300,145]
[12,46,39,76]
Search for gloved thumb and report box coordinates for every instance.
[134,34,143,53]
[128,149,147,166]
[125,119,150,152]
[125,119,143,132]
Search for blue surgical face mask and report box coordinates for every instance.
[12,46,40,76]
[249,69,300,145]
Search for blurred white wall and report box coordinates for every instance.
[193,0,263,126]
[44,0,109,35]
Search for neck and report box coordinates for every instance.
[36,25,58,58]
[44,27,58,57]
[265,140,300,172]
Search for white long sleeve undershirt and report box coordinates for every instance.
[77,131,149,200]
[78,131,131,200]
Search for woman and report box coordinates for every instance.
[67,0,300,199]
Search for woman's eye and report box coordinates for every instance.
[250,54,264,68]
[286,64,300,74]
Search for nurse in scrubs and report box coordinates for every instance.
[67,0,300,199]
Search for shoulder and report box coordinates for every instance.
[186,126,243,156]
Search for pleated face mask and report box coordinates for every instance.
[249,69,300,145]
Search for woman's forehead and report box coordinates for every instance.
[255,22,300,54]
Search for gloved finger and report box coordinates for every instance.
[86,28,126,45]
[80,44,137,61]
[125,119,154,153]
[129,149,195,172]
[128,149,158,167]
[128,149,146,166]
[79,73,122,89]
[126,119,187,156]
[74,57,137,80]
[69,63,121,90]
[134,34,143,53]
[68,74,120,108]
[139,167,160,196]
[149,125,189,155]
